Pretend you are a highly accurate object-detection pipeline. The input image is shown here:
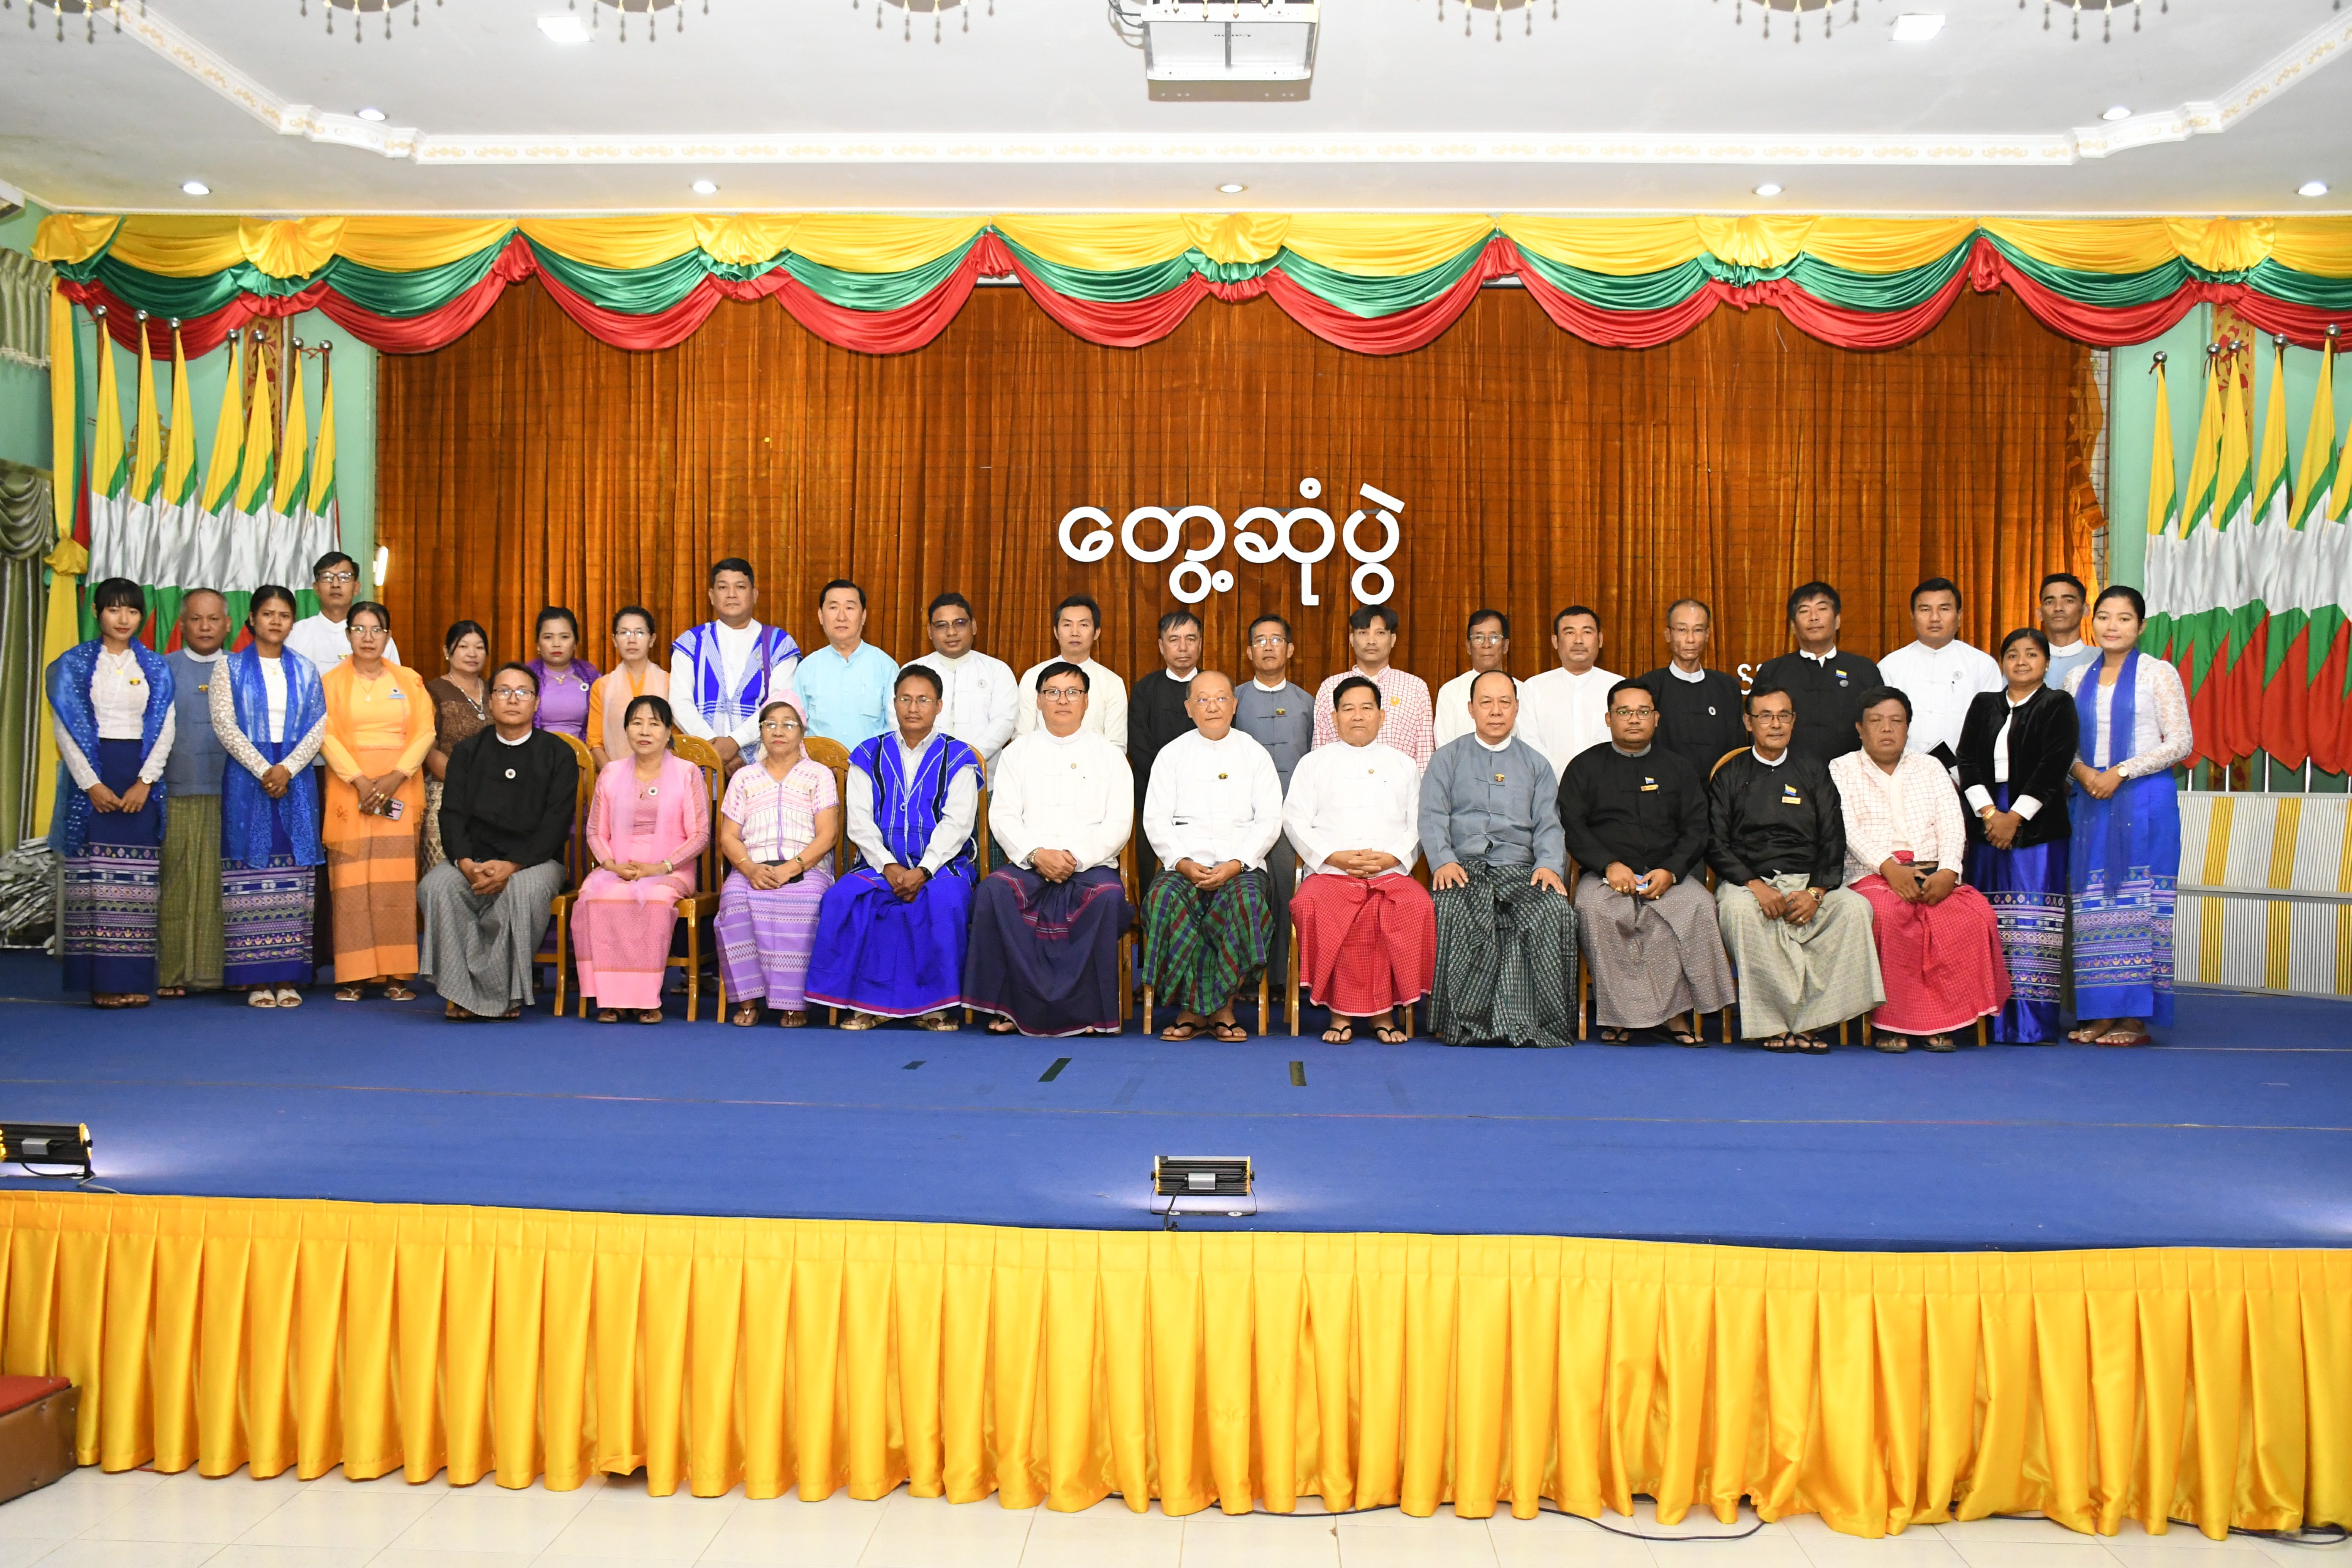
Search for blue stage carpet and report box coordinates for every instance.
[3,953,2347,1251]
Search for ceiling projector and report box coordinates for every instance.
[1128,0,1320,84]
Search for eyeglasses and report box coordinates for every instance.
[489,686,536,700]
[1467,633,1507,646]
[1039,686,1087,701]
[760,719,803,732]
[316,572,356,586]
[1607,706,1656,718]
[1751,710,1796,724]
[1247,635,1288,648]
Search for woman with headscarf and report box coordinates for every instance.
[573,694,710,1024]
[422,619,490,868]
[211,584,329,1008]
[320,601,435,1002]
[715,698,839,1027]
[47,577,175,1007]
[1958,628,2078,1043]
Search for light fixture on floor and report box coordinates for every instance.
[1151,1154,1253,1226]
[3,1124,93,1181]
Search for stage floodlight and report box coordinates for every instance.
[2,1124,93,1181]
[1152,1155,1254,1224]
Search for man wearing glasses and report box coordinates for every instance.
[286,551,400,673]
[1557,682,1734,1046]
[1707,682,1881,1055]
[1233,614,1314,994]
[1433,609,1525,749]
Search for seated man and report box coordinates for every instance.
[964,662,1135,1037]
[1829,687,2009,1051]
[1420,671,1579,1048]
[1708,682,1884,1054]
[1559,681,1734,1045]
[416,663,578,1021]
[806,666,984,1031]
[1141,672,1283,1042]
[1282,675,1434,1043]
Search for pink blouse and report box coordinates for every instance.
[587,752,711,886]
[720,754,838,862]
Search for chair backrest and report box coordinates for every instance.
[669,732,727,889]
[1711,746,1747,778]
[802,735,856,874]
[974,787,992,876]
[550,731,596,887]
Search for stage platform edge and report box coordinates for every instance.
[2,1192,2347,1541]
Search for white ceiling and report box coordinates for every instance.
[0,0,2344,214]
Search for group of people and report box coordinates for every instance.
[49,552,2187,1050]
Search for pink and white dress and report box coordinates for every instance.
[574,753,710,1011]
[713,756,838,1010]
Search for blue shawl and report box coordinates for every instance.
[45,638,174,857]
[220,645,327,870]
[849,729,982,872]
[2073,648,2139,897]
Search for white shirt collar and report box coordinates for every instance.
[1474,732,1511,753]
[1799,647,1839,665]
[1252,678,1289,692]
[1667,663,1707,683]
[1040,726,1086,747]
[181,647,226,664]
[2048,638,2085,656]
[495,729,531,747]
[1753,747,1788,768]
[1166,667,1198,683]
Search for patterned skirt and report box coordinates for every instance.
[224,817,316,988]
[715,863,835,1010]
[1963,786,2068,1043]
[2068,773,2179,1026]
[61,738,162,997]
[1291,870,1435,1020]
[1141,868,1270,1018]
[962,864,1133,1037]
[157,795,225,993]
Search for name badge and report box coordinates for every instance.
[1217,772,1228,780]
[1640,776,1658,792]
[389,689,406,699]
[1494,773,1505,783]
[1274,708,1288,716]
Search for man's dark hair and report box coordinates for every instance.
[1856,685,1913,722]
[1247,612,1292,642]
[927,592,975,621]
[1331,673,1382,710]
[1035,660,1091,693]
[1348,604,1400,634]
[90,577,145,616]
[492,660,540,694]
[1157,609,1203,637]
[311,551,357,579]
[1553,604,1599,632]
[2039,572,2088,600]
[1053,593,1101,629]
[1664,597,1711,626]
[1744,679,1794,715]
[1466,607,1510,640]
[1606,679,1652,709]
[708,557,755,588]
[818,578,865,610]
[893,663,945,699]
[1911,576,1963,611]
[1786,581,1841,621]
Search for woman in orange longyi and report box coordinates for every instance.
[320,601,435,1002]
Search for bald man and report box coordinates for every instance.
[158,589,232,997]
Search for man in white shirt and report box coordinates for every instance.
[1283,676,1434,1044]
[1873,576,2004,770]
[1141,672,1284,1043]
[1519,604,1620,782]
[285,551,400,672]
[911,592,1018,775]
[670,557,803,770]
[1016,593,1128,750]
[964,661,1137,1038]
[2039,572,2098,691]
[1432,607,1524,749]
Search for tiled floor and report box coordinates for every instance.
[0,1466,2338,1568]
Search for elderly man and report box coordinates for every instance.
[1521,604,1621,781]
[1235,613,1314,995]
[964,662,1135,1037]
[1708,681,1883,1054]
[806,665,985,1032]
[1311,604,1435,770]
[1753,581,1880,765]
[1142,672,1283,1042]
[1284,676,1432,1043]
[416,663,577,1021]
[1874,577,2003,769]
[157,589,232,998]
[1559,680,1734,1045]
[1635,598,1745,780]
[1420,670,1579,1048]
[1433,608,1525,749]
[1830,687,2009,1052]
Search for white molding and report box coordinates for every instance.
[109,4,2352,172]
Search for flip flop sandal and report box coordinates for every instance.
[596,1010,622,1024]
[501,1006,521,1019]
[1211,1021,1250,1043]
[840,1012,881,1031]
[638,1010,664,1025]
[444,1001,471,1021]
[1925,1035,1958,1053]
[2096,1030,2151,1048]
[988,1018,1021,1034]
[1160,1021,1206,1042]
[1600,1028,1634,1044]
[155,987,186,999]
[916,1011,961,1032]
[384,982,416,1002]
[335,985,366,1002]
[1761,1034,1795,1052]
[274,986,304,1008]
[1875,1036,1910,1053]
[1670,1030,1707,1048]
[1321,1024,1355,1043]
[1795,1034,1831,1054]
[730,1005,762,1027]
[779,1011,808,1028]
[1373,1025,1410,1044]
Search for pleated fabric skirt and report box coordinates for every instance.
[61,738,162,997]
[2069,773,2179,1027]
[714,864,834,1010]
[1963,786,2068,1043]
[224,816,316,988]
[157,794,225,993]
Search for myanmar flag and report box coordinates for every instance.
[2140,362,2182,665]
[82,324,127,621]
[2262,340,2336,770]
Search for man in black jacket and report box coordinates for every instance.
[1636,597,1746,779]
[1750,581,1880,765]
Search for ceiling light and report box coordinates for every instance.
[691,179,719,196]
[1753,182,1783,198]
[1889,13,1944,41]
[180,180,210,197]
[1217,182,1247,194]
[2301,181,2331,198]
[537,14,591,43]
[356,107,387,122]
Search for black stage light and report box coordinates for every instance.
[1151,1155,1254,1226]
[2,1124,94,1181]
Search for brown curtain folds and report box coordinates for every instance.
[379,281,2098,691]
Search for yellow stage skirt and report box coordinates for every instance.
[3,1193,2345,1540]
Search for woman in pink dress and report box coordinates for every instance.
[575,695,710,1024]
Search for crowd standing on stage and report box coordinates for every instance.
[48,554,2190,1052]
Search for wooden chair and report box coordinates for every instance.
[541,732,596,1016]
[800,736,856,1029]
[1136,860,1274,1039]
[667,733,728,1022]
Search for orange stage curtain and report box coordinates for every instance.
[378,282,2099,687]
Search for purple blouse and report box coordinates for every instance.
[529,657,601,742]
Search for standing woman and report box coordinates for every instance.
[212,584,329,1007]
[528,607,601,743]
[587,606,669,774]
[47,577,175,1007]
[1958,629,2078,1043]
[2063,587,2192,1046]
[320,602,435,1002]
[422,620,490,868]
[573,695,710,1024]
[715,699,839,1027]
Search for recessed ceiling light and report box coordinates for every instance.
[2101,105,2132,122]
[1753,182,1783,198]
[2300,180,2331,198]
[356,106,387,122]
[537,14,591,43]
[1217,182,1247,194]
[1890,12,1945,41]
[691,179,720,196]
[180,180,210,197]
